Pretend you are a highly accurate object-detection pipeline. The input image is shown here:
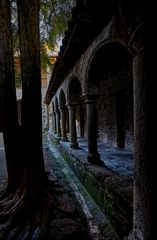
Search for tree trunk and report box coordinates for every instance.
[17,0,45,180]
[0,0,20,184]
[0,1,70,236]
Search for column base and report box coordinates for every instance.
[87,153,104,166]
[70,142,78,149]
[56,133,61,138]
[61,137,68,142]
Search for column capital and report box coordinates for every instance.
[60,106,67,112]
[128,21,144,55]
[66,102,78,108]
[81,94,99,104]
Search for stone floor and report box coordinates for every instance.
[0,133,109,240]
[49,132,133,239]
[80,137,133,177]
[59,136,134,178]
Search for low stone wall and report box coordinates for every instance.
[49,131,133,239]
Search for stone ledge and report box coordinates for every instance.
[49,131,133,239]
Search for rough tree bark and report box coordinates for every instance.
[0,1,96,238]
[0,1,80,239]
[17,0,46,181]
[0,0,20,185]
[0,0,49,226]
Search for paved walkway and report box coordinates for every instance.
[77,137,133,177]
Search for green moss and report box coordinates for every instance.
[50,145,120,240]
[58,143,131,239]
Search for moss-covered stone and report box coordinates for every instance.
[57,141,133,239]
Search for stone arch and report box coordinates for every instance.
[86,41,133,149]
[67,77,82,104]
[59,89,66,109]
[86,41,132,91]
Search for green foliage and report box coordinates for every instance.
[40,0,76,67]
[40,0,75,43]
[10,0,76,86]
[11,0,76,68]
[11,1,19,55]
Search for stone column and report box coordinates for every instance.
[116,92,125,148]
[52,111,57,134]
[85,96,102,165]
[56,110,61,138]
[68,104,78,148]
[60,108,68,141]
[133,48,154,240]
[46,105,49,130]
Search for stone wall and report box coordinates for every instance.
[50,13,135,150]
[96,69,133,149]
[56,139,133,240]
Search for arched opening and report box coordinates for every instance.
[67,77,84,138]
[87,42,133,174]
[59,89,66,109]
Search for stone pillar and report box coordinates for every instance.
[133,48,154,240]
[79,103,84,137]
[52,111,57,134]
[85,96,102,165]
[68,104,78,148]
[56,110,61,138]
[116,92,125,148]
[46,105,49,130]
[60,108,68,141]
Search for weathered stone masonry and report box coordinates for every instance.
[45,1,155,240]
[48,14,134,159]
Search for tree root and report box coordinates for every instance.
[0,177,84,240]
